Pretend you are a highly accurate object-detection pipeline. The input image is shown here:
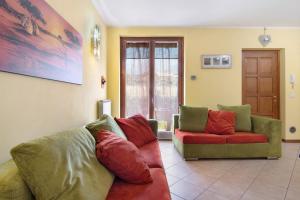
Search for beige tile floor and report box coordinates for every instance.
[158,141,300,200]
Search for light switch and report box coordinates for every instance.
[190,75,197,80]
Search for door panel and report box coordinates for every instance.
[246,97,258,113]
[242,50,279,119]
[259,58,273,76]
[246,78,258,95]
[259,97,273,116]
[246,58,258,75]
[259,78,273,95]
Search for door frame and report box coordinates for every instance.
[120,37,184,118]
[242,49,280,119]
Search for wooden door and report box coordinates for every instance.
[242,50,280,119]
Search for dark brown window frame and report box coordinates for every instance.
[120,37,184,118]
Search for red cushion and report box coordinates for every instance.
[106,168,171,200]
[115,115,157,147]
[139,141,163,168]
[205,110,235,135]
[96,130,152,184]
[175,129,226,144]
[226,132,268,144]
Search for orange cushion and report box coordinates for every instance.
[139,141,163,168]
[175,129,227,144]
[226,132,268,144]
[106,168,171,200]
[205,110,235,135]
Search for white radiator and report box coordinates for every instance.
[158,131,172,140]
[98,100,111,117]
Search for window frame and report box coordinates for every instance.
[120,37,184,118]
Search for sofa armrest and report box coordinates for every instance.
[251,115,282,145]
[148,119,158,137]
[172,114,180,133]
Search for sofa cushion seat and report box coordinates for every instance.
[226,132,268,144]
[175,129,226,144]
[106,168,171,200]
[138,141,164,168]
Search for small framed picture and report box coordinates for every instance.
[213,57,221,65]
[202,55,232,69]
[203,57,211,65]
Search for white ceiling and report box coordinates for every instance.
[92,0,300,27]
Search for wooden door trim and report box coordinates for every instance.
[120,37,184,118]
[242,50,280,119]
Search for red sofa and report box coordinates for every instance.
[106,138,171,200]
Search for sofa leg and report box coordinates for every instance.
[267,156,279,160]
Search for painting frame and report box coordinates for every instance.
[0,0,83,85]
[202,54,232,69]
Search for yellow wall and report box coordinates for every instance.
[0,0,107,162]
[107,27,300,140]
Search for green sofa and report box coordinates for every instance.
[172,114,282,160]
[0,117,163,200]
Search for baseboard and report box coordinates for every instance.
[282,139,300,143]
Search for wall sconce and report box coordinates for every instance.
[258,27,271,47]
[92,25,101,58]
[101,76,106,88]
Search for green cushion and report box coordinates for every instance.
[86,114,127,140]
[0,160,33,200]
[11,128,114,200]
[179,105,208,132]
[217,104,252,132]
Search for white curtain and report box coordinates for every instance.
[125,43,150,118]
[154,42,179,130]
[124,41,180,131]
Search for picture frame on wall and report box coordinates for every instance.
[202,55,232,69]
[0,0,83,84]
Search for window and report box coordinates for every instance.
[121,37,184,131]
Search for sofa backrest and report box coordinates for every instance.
[86,114,158,138]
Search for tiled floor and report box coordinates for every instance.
[159,141,300,200]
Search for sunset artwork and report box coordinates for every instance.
[0,0,83,84]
